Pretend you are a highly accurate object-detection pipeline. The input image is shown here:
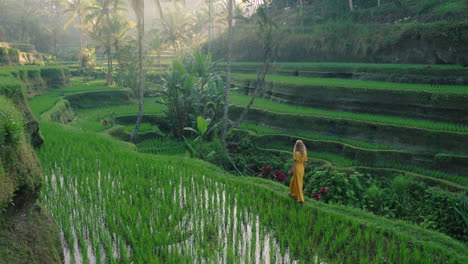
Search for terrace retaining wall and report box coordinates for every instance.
[230,106,468,156]
[233,78,468,124]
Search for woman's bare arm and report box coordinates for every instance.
[287,161,296,175]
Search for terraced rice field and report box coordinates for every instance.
[230,92,468,133]
[36,122,467,263]
[26,70,467,263]
[233,73,468,93]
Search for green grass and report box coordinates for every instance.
[28,93,61,116]
[241,122,395,150]
[36,121,468,263]
[137,138,186,156]
[67,99,164,133]
[24,74,468,263]
[228,61,467,69]
[233,73,468,94]
[28,77,165,132]
[231,92,468,133]
[260,140,468,187]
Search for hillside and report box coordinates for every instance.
[0,66,69,263]
[210,0,468,65]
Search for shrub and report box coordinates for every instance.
[0,96,24,155]
[0,47,11,65]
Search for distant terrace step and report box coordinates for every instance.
[229,105,468,156]
[216,62,468,85]
[232,74,468,124]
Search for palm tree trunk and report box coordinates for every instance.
[208,0,212,54]
[154,0,165,23]
[235,47,272,127]
[221,0,233,146]
[106,43,113,86]
[349,0,354,11]
[79,14,83,74]
[130,1,145,142]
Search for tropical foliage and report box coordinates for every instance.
[156,52,224,138]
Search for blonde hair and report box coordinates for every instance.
[293,140,307,155]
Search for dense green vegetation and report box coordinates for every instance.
[231,92,468,133]
[240,122,395,150]
[2,0,468,262]
[211,1,468,65]
[37,118,468,263]
[233,73,468,94]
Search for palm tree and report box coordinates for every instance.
[153,0,165,24]
[128,0,145,141]
[109,16,135,55]
[61,0,90,73]
[86,0,127,85]
[221,0,233,146]
[235,7,276,127]
[162,6,193,57]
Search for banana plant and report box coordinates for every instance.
[183,116,218,160]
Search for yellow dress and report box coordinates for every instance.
[289,151,307,202]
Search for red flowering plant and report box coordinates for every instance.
[320,187,328,194]
[274,170,287,182]
[259,164,272,178]
[313,193,320,200]
[313,187,328,201]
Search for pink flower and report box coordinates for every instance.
[262,164,267,169]
[266,166,272,171]
[313,193,320,200]
[320,187,328,193]
[274,170,280,176]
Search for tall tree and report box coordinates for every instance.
[221,0,233,146]
[61,0,89,74]
[235,6,276,127]
[87,0,126,85]
[153,0,165,24]
[207,0,212,53]
[349,0,354,11]
[129,0,145,141]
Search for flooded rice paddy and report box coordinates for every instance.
[41,161,317,263]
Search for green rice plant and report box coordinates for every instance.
[29,78,468,263]
[218,62,468,78]
[241,122,395,150]
[231,92,468,133]
[228,61,466,70]
[233,73,468,94]
[137,138,186,156]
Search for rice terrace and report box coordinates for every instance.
[0,0,467,263]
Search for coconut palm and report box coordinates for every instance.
[86,0,127,85]
[128,0,145,141]
[61,0,90,73]
[162,5,194,57]
[221,0,233,146]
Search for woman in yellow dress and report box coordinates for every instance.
[287,140,308,203]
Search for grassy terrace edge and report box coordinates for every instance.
[215,62,468,76]
[38,122,468,263]
[232,73,468,94]
[230,92,468,133]
[259,147,467,192]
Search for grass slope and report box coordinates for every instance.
[37,121,468,263]
[231,92,468,133]
[233,73,468,94]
